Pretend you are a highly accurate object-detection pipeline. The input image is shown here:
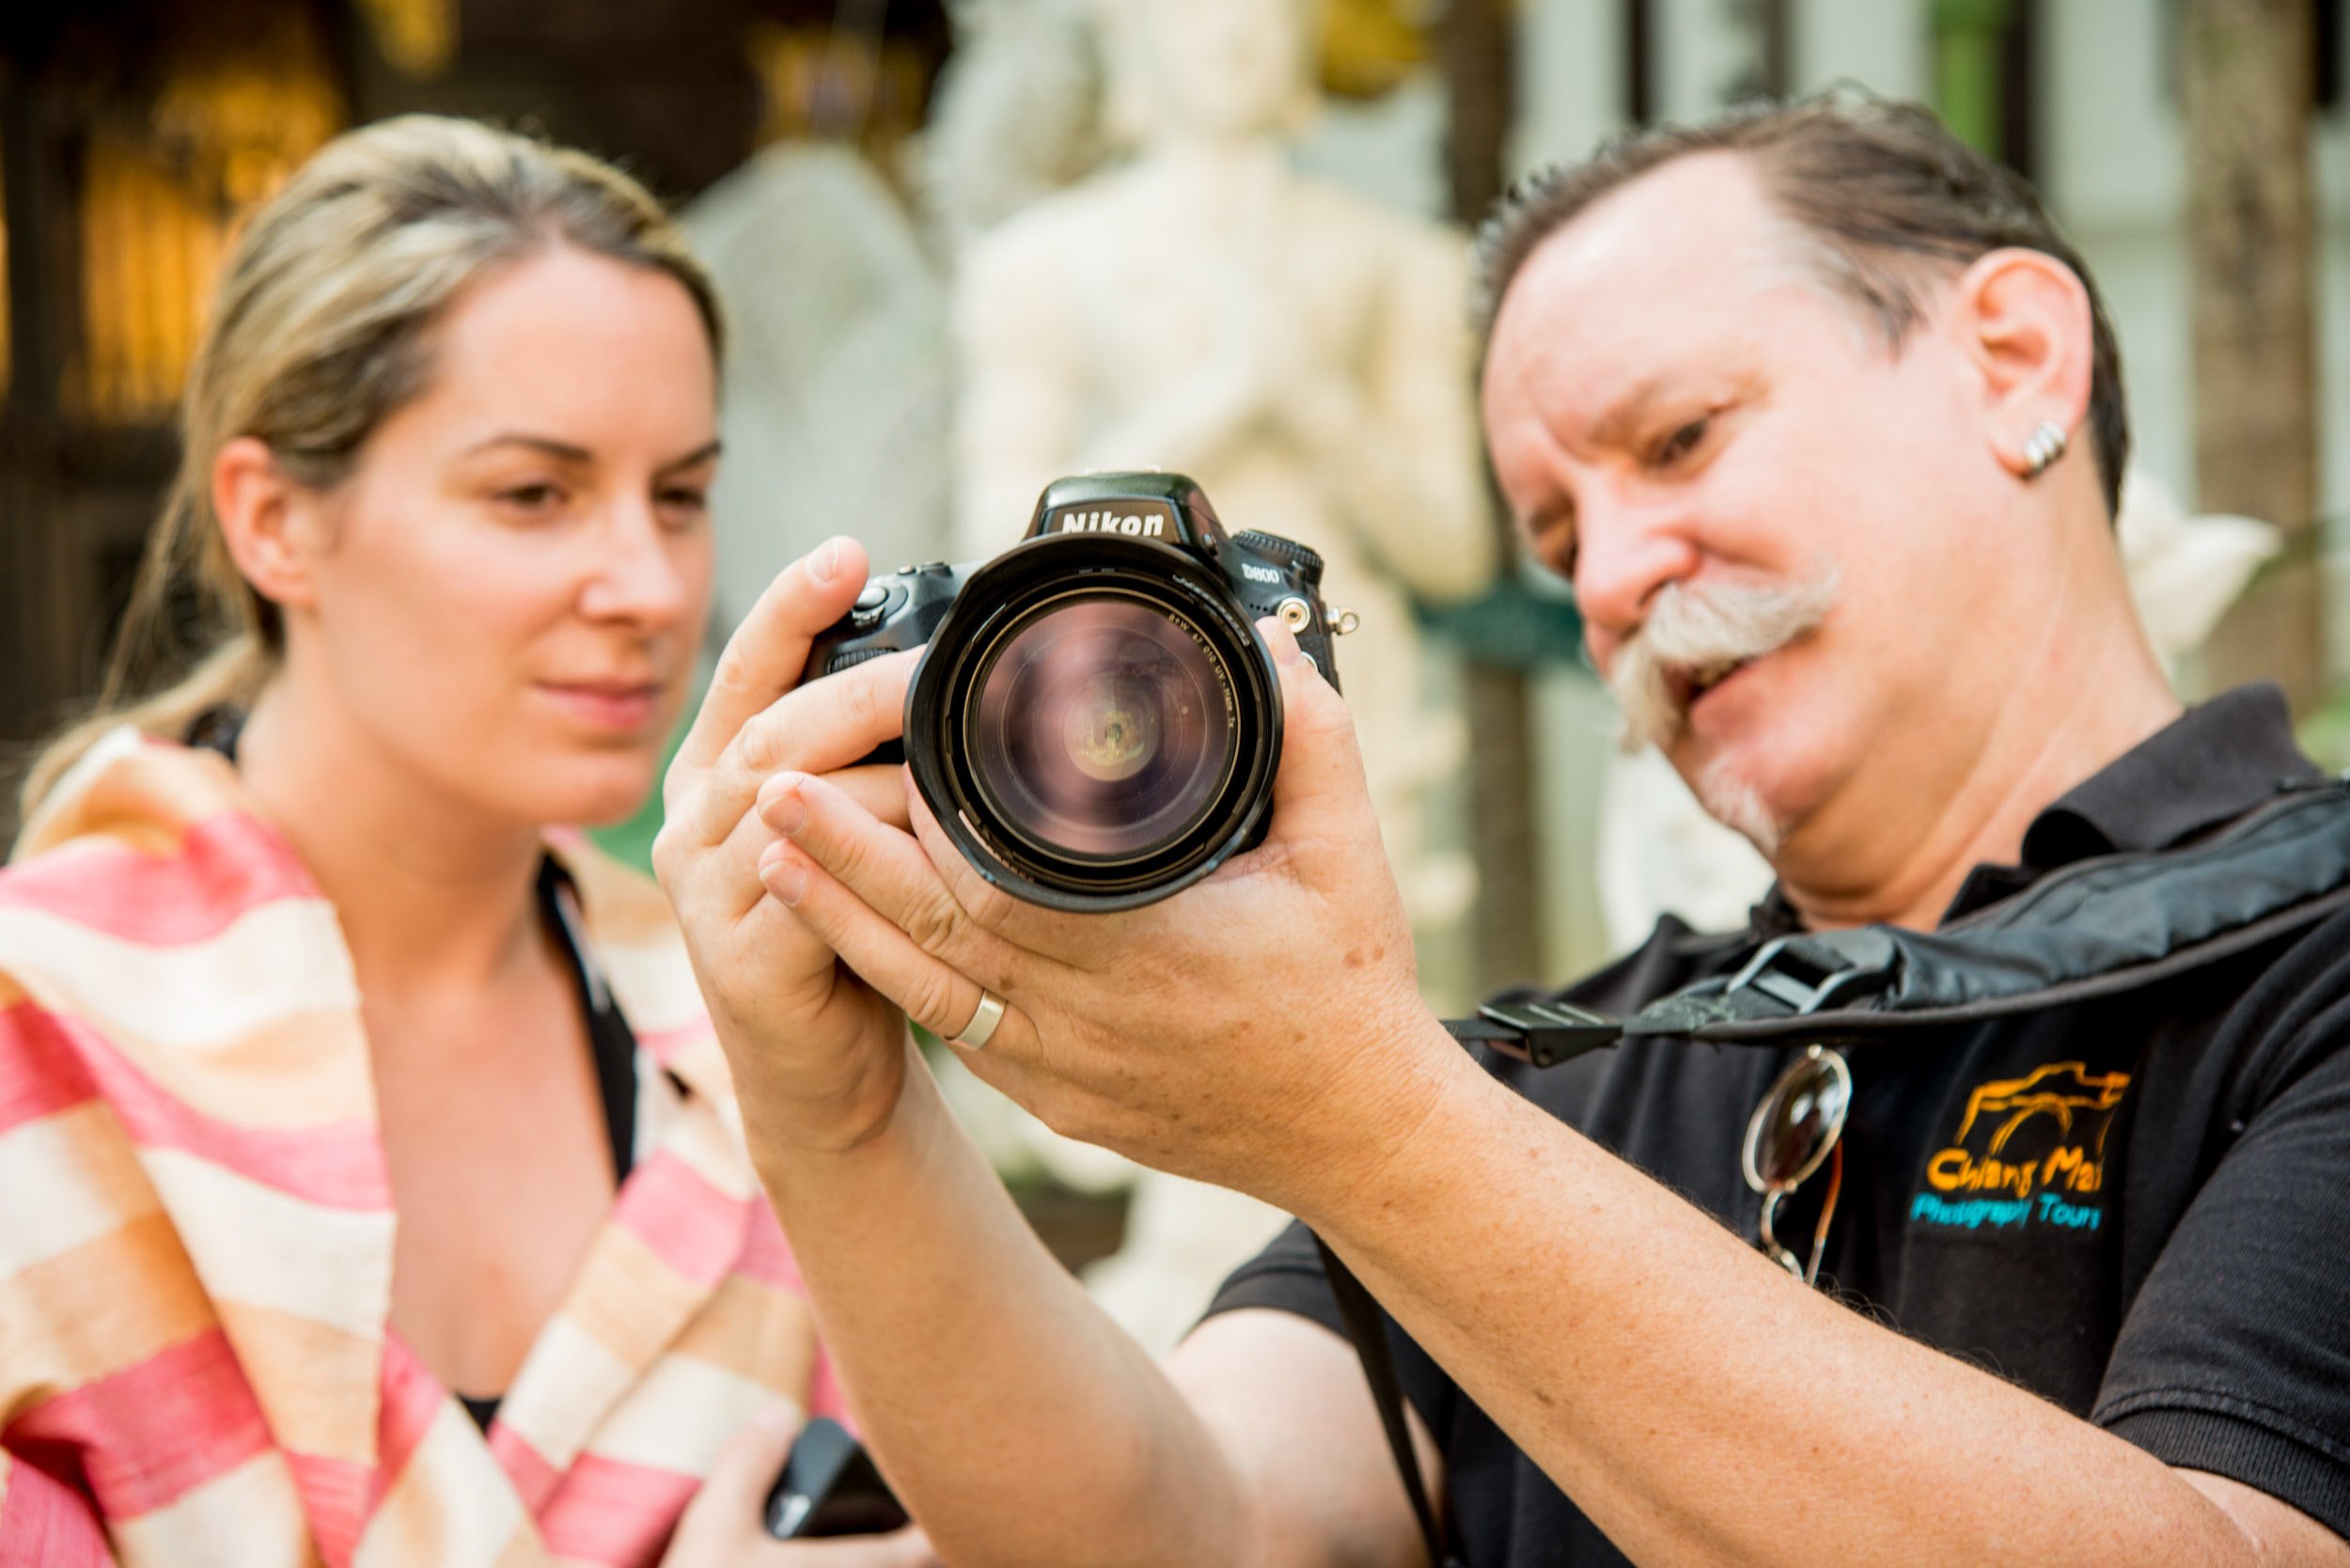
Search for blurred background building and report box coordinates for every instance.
[5,0,2346,1300]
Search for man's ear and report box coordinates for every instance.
[212,437,322,612]
[1947,247,2096,478]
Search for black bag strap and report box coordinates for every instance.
[1456,778,2350,1062]
[1643,778,2350,1044]
[1313,1235,1465,1568]
[1363,777,2350,1555]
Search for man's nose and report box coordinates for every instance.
[1571,493,1701,658]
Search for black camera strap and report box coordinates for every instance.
[1312,1235,1465,1568]
[1324,777,2350,1566]
[1454,777,2350,1060]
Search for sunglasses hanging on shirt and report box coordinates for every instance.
[1741,1043,1852,1285]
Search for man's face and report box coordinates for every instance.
[1481,153,2023,855]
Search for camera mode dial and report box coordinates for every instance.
[1230,529,1325,588]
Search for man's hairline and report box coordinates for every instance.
[1481,147,1972,384]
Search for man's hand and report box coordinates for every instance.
[661,1408,939,1568]
[652,539,925,1154]
[751,615,1457,1215]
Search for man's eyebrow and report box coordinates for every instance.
[1585,376,1672,451]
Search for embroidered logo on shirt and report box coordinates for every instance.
[1911,1062,2131,1234]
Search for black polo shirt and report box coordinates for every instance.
[1208,683,2350,1564]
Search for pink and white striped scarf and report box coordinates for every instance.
[0,730,842,1567]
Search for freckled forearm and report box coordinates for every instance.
[1301,1046,2271,1568]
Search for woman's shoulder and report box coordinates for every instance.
[0,732,371,1215]
[3,729,322,949]
[1,728,354,1058]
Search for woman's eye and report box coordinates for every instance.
[1655,416,1711,466]
[495,481,565,513]
[657,487,710,525]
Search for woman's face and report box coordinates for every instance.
[289,244,718,830]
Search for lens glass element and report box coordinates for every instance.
[967,594,1239,863]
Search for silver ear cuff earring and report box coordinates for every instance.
[2022,420,2068,478]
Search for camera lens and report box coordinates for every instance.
[966,595,1238,863]
[904,534,1282,912]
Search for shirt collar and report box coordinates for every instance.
[1750,683,2323,931]
[2017,682,2321,858]
[1949,682,2321,919]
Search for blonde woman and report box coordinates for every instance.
[0,118,930,1568]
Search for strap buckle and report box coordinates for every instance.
[1723,933,1895,1016]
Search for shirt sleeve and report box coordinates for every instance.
[1203,1218,1462,1438]
[2092,1022,2350,1539]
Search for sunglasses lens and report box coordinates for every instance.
[1747,1047,1852,1192]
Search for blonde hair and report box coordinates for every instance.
[19,115,721,822]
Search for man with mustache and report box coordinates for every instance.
[657,97,2350,1566]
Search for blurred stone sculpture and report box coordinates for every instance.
[2112,472,2283,663]
[951,0,1497,927]
[682,144,953,636]
[920,0,1109,259]
[1595,470,2283,951]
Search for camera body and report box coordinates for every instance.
[807,472,1340,911]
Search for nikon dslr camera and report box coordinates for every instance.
[806,472,1342,913]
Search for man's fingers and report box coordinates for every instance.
[683,650,918,850]
[758,829,1027,1055]
[675,538,870,778]
[900,781,1068,954]
[760,773,1016,987]
[682,756,911,931]
[825,763,915,831]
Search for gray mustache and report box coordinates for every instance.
[1607,568,1841,752]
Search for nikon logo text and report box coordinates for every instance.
[1059,510,1166,538]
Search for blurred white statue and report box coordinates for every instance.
[920,0,1109,260]
[2112,471,2283,662]
[682,145,953,636]
[950,0,1497,927]
[1596,470,2284,951]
